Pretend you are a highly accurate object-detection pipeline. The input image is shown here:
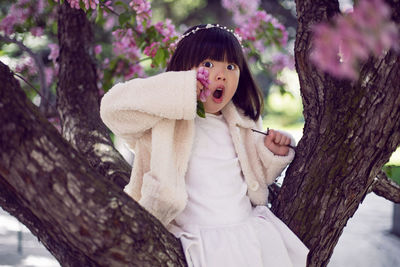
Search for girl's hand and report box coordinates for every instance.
[264,129,291,156]
[196,80,204,100]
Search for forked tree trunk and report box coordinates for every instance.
[271,1,400,266]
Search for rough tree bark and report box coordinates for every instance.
[0,2,186,266]
[56,3,131,189]
[371,171,400,203]
[271,1,400,266]
[0,1,400,267]
[0,61,187,266]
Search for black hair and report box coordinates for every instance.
[167,24,263,121]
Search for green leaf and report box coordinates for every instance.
[79,1,86,11]
[383,165,400,185]
[114,1,129,9]
[118,12,131,26]
[196,101,206,118]
[95,4,103,24]
[153,48,165,67]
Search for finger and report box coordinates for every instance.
[280,135,288,146]
[284,137,291,146]
[265,129,275,146]
[274,131,282,144]
[278,146,289,156]
[196,81,203,97]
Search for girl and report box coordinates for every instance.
[100,24,308,267]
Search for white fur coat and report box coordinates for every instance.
[100,70,295,227]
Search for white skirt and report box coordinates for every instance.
[169,205,309,267]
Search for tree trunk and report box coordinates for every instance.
[0,61,187,266]
[271,1,400,266]
[57,3,130,189]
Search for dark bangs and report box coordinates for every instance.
[167,25,244,71]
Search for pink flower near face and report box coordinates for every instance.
[196,67,211,103]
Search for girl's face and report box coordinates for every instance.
[197,59,240,115]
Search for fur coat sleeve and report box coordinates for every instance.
[254,118,296,185]
[100,70,197,148]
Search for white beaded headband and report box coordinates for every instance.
[173,24,243,47]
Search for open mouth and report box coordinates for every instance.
[212,88,224,103]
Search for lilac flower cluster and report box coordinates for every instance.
[111,28,144,79]
[221,0,292,80]
[0,0,45,36]
[0,0,57,87]
[129,0,151,25]
[222,0,288,50]
[311,0,399,80]
[65,0,99,10]
[109,0,178,79]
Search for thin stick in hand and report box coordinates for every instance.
[251,128,296,149]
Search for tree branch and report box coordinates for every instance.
[370,170,400,203]
[0,34,51,114]
[0,61,187,266]
[56,3,131,188]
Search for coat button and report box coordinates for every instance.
[249,180,259,191]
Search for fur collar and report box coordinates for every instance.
[221,101,256,129]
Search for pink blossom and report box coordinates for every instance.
[199,88,211,102]
[94,44,102,55]
[31,27,44,37]
[154,19,177,41]
[48,43,59,64]
[125,64,145,79]
[44,67,55,87]
[83,0,99,10]
[226,5,288,52]
[143,42,160,58]
[270,53,294,74]
[197,67,211,102]
[66,0,80,9]
[222,0,260,24]
[104,16,115,31]
[311,0,399,80]
[37,0,45,13]
[0,1,33,35]
[15,57,37,76]
[0,16,18,35]
[129,0,152,24]
[196,67,210,88]
[112,29,141,60]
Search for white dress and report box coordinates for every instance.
[168,113,308,267]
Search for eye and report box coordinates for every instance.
[227,64,236,70]
[202,61,213,68]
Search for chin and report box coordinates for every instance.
[205,107,222,115]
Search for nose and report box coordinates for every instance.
[216,69,226,81]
